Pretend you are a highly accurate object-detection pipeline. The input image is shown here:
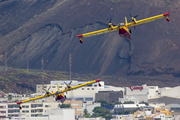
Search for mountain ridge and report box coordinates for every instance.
[0,0,180,87]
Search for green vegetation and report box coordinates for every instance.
[0,76,9,81]
[92,107,112,120]
[28,79,34,83]
[167,0,170,4]
[8,95,12,100]
[3,89,8,93]
[96,100,114,106]
[13,78,19,81]
[139,101,149,105]
[8,72,16,76]
[118,110,135,114]
[59,104,71,108]
[82,109,91,118]
[111,0,116,4]
[123,101,134,104]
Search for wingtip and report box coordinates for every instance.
[96,79,101,82]
[17,101,22,104]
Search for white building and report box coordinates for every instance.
[82,102,101,115]
[113,104,146,114]
[25,108,75,120]
[79,117,105,120]
[99,85,124,92]
[121,84,159,103]
[0,103,8,118]
[158,86,180,97]
[0,102,59,119]
[63,100,83,118]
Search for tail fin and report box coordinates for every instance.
[57,83,60,91]
[125,17,128,26]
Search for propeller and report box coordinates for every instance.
[43,86,51,96]
[64,81,72,89]
[108,18,116,27]
[128,13,138,22]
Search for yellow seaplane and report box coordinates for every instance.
[17,79,101,109]
[77,11,170,43]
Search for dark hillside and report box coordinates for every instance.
[0,0,179,88]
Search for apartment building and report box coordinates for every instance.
[0,103,8,118]
[63,100,83,118]
[0,102,59,119]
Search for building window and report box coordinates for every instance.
[8,105,14,108]
[94,85,97,87]
[0,111,6,113]
[75,98,84,101]
[36,104,43,107]
[14,105,19,108]
[31,110,37,113]
[31,104,36,108]
[37,109,43,112]
[82,88,84,90]
[45,105,51,107]
[85,97,93,101]
[14,110,20,113]
[87,88,90,90]
[8,110,13,113]
[52,86,56,88]
[0,106,6,109]
[31,114,37,117]
[92,88,94,90]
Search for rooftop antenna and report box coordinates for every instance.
[69,53,71,80]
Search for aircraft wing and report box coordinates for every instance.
[77,27,118,39]
[59,79,101,93]
[17,79,101,104]
[17,92,56,104]
[127,11,170,28]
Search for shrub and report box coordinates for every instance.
[29,79,33,83]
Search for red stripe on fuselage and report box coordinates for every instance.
[119,27,131,40]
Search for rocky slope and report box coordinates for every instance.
[0,0,180,87]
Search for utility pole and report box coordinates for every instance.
[5,52,7,71]
[69,54,71,80]
[27,56,29,75]
[41,58,44,92]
